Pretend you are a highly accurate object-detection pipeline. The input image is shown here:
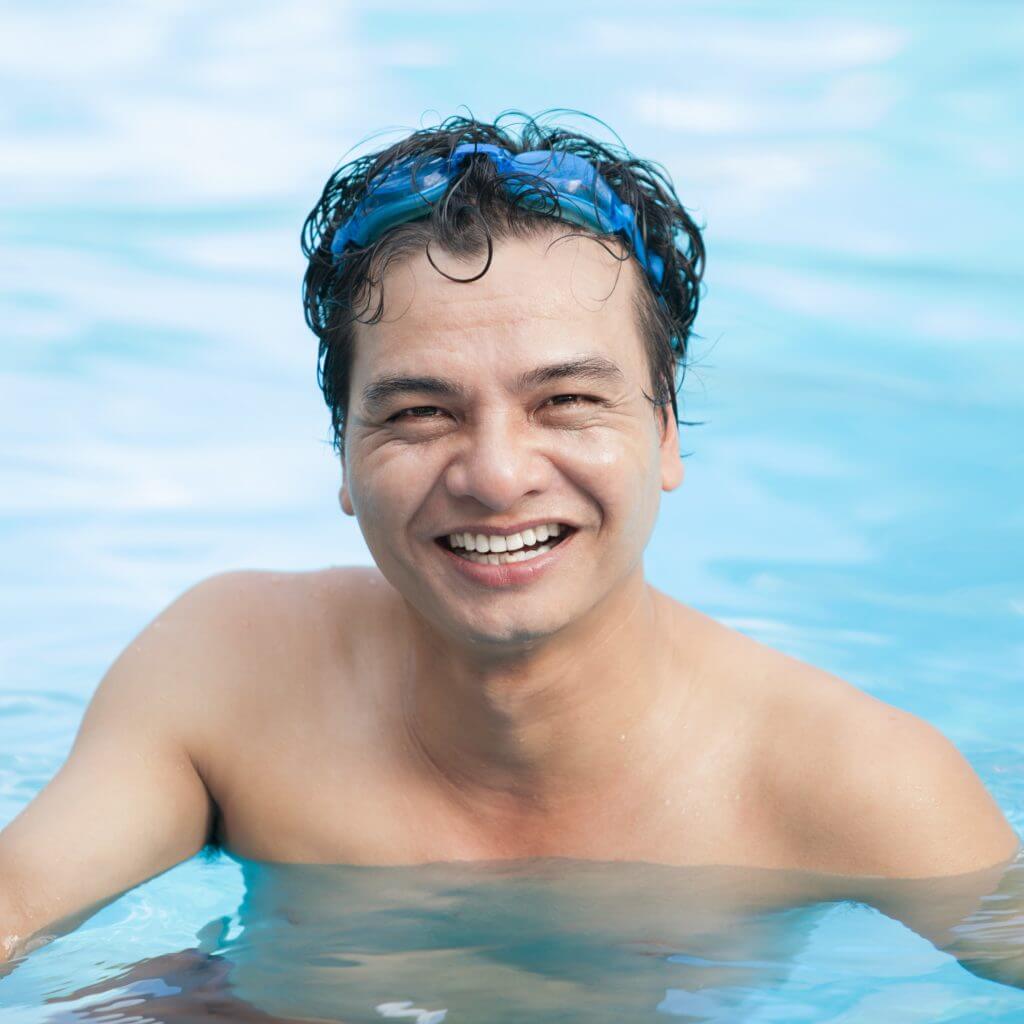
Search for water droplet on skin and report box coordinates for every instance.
[619,733,626,742]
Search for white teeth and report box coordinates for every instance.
[444,523,569,561]
[451,542,557,566]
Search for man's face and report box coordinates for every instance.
[341,228,684,647]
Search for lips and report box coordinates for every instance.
[439,524,573,565]
[443,519,566,548]
[434,523,576,585]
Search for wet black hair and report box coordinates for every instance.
[301,108,706,453]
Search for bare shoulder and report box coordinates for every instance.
[748,648,1019,878]
[135,565,397,748]
[664,603,1019,878]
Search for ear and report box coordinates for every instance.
[658,408,684,492]
[339,448,355,517]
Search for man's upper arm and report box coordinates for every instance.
[839,715,1024,987]
[824,707,1019,879]
[0,575,241,958]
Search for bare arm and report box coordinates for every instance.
[0,575,242,963]
[857,853,1024,990]
[867,718,1022,986]
[852,712,1019,878]
[814,710,1022,986]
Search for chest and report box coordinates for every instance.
[202,719,783,869]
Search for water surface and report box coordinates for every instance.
[1,1,1022,1020]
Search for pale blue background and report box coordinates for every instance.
[1,1,1022,1018]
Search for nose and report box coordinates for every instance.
[443,410,553,512]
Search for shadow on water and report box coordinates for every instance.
[33,850,1024,1023]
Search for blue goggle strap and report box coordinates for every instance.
[330,142,666,297]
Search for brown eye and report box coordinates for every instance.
[390,406,444,421]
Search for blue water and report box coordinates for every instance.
[1,1,1023,1020]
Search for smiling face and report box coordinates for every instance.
[340,228,684,649]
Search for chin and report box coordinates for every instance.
[466,622,557,650]
[435,599,578,652]
[448,612,560,649]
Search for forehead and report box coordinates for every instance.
[351,229,648,378]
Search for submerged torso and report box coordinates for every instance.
[223,855,840,1023]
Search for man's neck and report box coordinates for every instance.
[397,572,699,824]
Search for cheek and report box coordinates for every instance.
[556,426,662,527]
[347,446,429,523]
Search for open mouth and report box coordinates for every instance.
[437,523,574,566]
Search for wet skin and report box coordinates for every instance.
[0,228,1020,1005]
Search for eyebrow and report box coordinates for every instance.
[360,375,467,414]
[359,356,626,414]
[515,356,626,391]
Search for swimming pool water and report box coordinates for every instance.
[1,1,1022,1020]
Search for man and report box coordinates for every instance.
[1,114,1018,980]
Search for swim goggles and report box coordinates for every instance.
[330,142,667,299]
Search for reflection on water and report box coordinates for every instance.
[227,857,826,1022]
[37,852,1024,1023]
